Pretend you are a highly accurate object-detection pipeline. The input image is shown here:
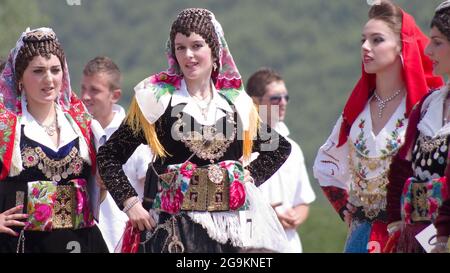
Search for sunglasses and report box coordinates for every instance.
[269,94,289,104]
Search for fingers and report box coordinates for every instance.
[4,205,24,215]
[6,213,28,221]
[343,210,352,226]
[0,227,19,237]
[5,220,26,227]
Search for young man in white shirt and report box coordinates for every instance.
[81,56,152,252]
[246,67,315,252]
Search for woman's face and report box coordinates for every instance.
[361,19,402,74]
[425,26,450,76]
[20,54,63,107]
[174,32,214,83]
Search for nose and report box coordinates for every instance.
[43,70,53,83]
[361,39,370,52]
[424,44,432,57]
[81,90,90,102]
[185,47,194,58]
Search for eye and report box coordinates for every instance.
[373,36,384,44]
[193,43,203,49]
[51,67,61,74]
[361,38,366,44]
[433,40,442,46]
[176,45,185,51]
[33,69,43,74]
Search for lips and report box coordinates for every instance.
[185,62,198,69]
[363,55,373,63]
[41,87,54,92]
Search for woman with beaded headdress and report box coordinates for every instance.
[386,0,450,253]
[313,0,443,253]
[0,27,108,252]
[97,8,290,253]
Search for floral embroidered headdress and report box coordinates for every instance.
[0,27,95,179]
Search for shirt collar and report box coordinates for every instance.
[171,79,233,113]
[103,104,126,138]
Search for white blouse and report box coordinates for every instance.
[313,96,407,218]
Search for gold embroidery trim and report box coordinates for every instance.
[181,167,229,211]
[348,142,392,219]
[410,183,430,222]
[22,146,84,182]
[52,185,75,229]
[173,112,237,161]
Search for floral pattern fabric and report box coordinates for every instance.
[401,176,448,224]
[25,178,94,231]
[153,160,247,214]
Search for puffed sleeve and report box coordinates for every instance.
[97,122,147,209]
[313,116,351,219]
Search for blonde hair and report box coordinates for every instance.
[125,97,168,158]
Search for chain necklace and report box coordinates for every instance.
[191,92,212,119]
[36,112,58,136]
[373,89,402,118]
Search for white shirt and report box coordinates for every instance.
[258,122,316,253]
[170,80,233,125]
[313,97,407,191]
[95,104,153,253]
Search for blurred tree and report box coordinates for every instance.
[0,0,48,58]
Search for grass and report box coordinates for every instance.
[298,200,348,253]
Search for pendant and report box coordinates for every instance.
[168,235,184,253]
[207,164,224,184]
[367,161,379,171]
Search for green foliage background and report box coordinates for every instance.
[0,0,444,252]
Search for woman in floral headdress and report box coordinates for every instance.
[386,0,450,253]
[97,8,290,253]
[313,0,443,253]
[0,27,108,252]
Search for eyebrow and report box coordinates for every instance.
[361,32,384,38]
[174,40,205,45]
[30,65,61,68]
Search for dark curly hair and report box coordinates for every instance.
[169,8,219,73]
[431,3,450,41]
[14,30,65,91]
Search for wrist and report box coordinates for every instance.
[123,196,140,213]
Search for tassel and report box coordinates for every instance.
[126,97,168,158]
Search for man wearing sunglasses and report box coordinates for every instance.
[246,67,316,253]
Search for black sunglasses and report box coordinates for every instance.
[269,94,289,104]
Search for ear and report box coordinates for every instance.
[111,88,122,103]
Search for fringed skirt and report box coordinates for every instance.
[139,212,239,253]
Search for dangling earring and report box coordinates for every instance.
[212,62,218,72]
[18,82,23,92]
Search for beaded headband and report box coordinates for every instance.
[436,1,450,12]
[23,29,57,42]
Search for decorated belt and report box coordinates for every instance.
[152,160,246,214]
[24,178,94,231]
[180,167,230,211]
[401,176,448,224]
